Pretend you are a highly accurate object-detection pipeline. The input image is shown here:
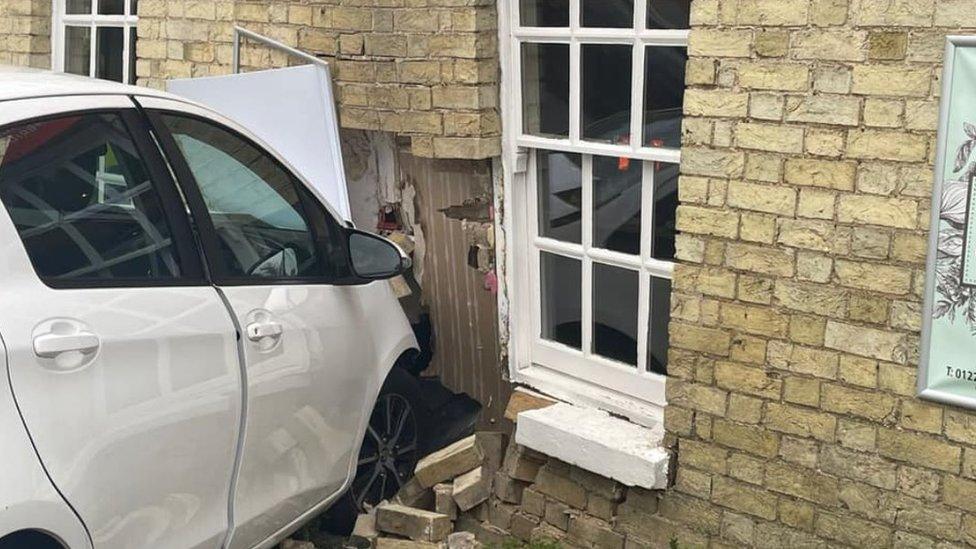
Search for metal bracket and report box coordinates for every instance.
[232,26,330,74]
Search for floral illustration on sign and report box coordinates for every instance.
[934,123,976,328]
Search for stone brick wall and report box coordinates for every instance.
[0,0,51,68]
[136,0,500,160]
[663,0,976,546]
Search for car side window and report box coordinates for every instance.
[0,112,189,285]
[158,114,332,281]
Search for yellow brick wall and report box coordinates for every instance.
[136,0,500,160]
[662,0,976,546]
[0,0,51,68]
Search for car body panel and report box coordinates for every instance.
[0,332,92,549]
[0,71,419,549]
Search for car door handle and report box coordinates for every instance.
[246,321,283,341]
[33,332,100,358]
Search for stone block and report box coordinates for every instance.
[375,503,453,542]
[414,435,484,488]
[452,467,491,511]
[475,432,505,475]
[396,476,434,509]
[493,471,526,504]
[374,539,440,549]
[434,483,457,520]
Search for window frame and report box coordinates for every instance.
[144,107,354,288]
[498,0,688,425]
[0,104,207,289]
[51,0,139,84]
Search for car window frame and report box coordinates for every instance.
[144,108,352,287]
[0,106,207,289]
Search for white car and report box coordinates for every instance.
[0,67,423,549]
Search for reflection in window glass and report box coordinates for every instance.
[96,27,124,83]
[582,0,634,27]
[538,151,582,244]
[64,26,91,77]
[652,163,678,260]
[66,0,92,14]
[161,115,323,280]
[98,0,125,14]
[522,43,570,138]
[520,0,570,26]
[592,156,640,255]
[648,276,671,375]
[0,114,183,281]
[593,264,638,366]
[128,27,137,84]
[647,0,690,29]
[581,44,632,143]
[541,252,581,350]
[644,46,687,149]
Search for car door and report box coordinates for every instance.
[0,96,242,548]
[143,99,380,548]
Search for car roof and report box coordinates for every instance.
[0,65,176,102]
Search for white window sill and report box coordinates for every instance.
[515,402,670,489]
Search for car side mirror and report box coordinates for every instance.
[347,229,411,280]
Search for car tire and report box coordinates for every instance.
[320,366,424,533]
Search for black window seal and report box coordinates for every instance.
[0,107,208,290]
[142,107,351,287]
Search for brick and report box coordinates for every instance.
[685,89,749,117]
[414,435,484,487]
[567,515,624,549]
[737,62,810,91]
[736,122,804,153]
[816,511,891,547]
[766,462,839,506]
[726,243,794,276]
[824,320,910,363]
[374,539,440,549]
[847,130,928,162]
[375,504,452,542]
[785,159,856,190]
[715,361,782,399]
[785,94,861,126]
[433,483,457,520]
[821,445,897,489]
[793,29,867,61]
[944,476,976,513]
[852,66,931,97]
[736,0,809,25]
[452,466,490,511]
[532,465,585,508]
[690,29,753,57]
[713,419,779,458]
[727,180,796,216]
[765,402,837,441]
[711,476,777,520]
[877,428,961,473]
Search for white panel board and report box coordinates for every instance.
[167,64,352,220]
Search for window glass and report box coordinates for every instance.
[581,44,632,143]
[541,252,581,349]
[520,0,569,26]
[522,43,570,138]
[648,276,671,375]
[647,0,690,29]
[64,26,91,77]
[592,264,638,365]
[0,113,184,282]
[159,115,326,280]
[652,163,678,260]
[66,0,91,14]
[162,115,326,279]
[537,150,582,244]
[96,27,124,83]
[643,46,687,149]
[98,0,124,14]
[582,0,634,28]
[592,155,641,254]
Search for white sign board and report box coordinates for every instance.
[167,64,352,220]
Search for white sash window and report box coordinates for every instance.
[500,0,689,423]
[52,0,138,84]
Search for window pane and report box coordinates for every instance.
[0,114,183,282]
[648,276,671,375]
[592,155,640,254]
[537,150,582,244]
[66,0,92,14]
[98,0,124,14]
[582,0,634,27]
[592,264,638,366]
[128,27,137,84]
[96,27,124,83]
[520,0,569,26]
[64,26,91,77]
[541,252,581,349]
[652,163,678,260]
[160,115,324,280]
[131,0,138,14]
[581,44,632,143]
[647,0,690,29]
[521,43,570,138]
[644,46,687,149]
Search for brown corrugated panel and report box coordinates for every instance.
[400,153,513,433]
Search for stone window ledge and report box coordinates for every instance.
[515,402,670,490]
